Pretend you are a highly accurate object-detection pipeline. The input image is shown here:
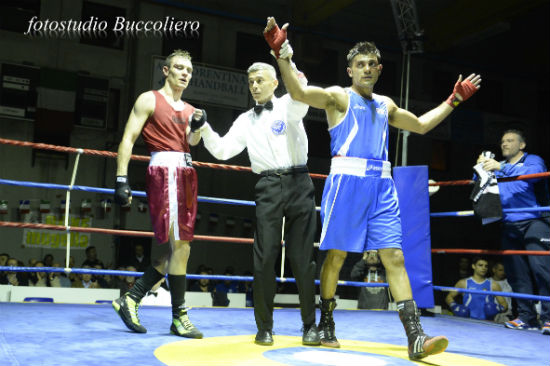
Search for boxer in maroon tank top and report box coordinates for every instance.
[112,49,207,339]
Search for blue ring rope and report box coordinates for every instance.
[2,266,548,302]
[0,178,255,207]
[2,178,547,215]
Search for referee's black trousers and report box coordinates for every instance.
[253,171,317,331]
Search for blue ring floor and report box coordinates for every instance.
[0,302,547,366]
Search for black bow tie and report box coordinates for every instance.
[254,101,273,115]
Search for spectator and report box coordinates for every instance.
[189,269,213,292]
[82,246,103,268]
[53,263,72,287]
[93,263,110,289]
[212,267,240,307]
[0,253,9,282]
[476,129,550,334]
[72,265,101,288]
[43,254,54,268]
[351,251,390,310]
[0,253,9,267]
[491,262,514,323]
[446,257,508,321]
[457,257,471,280]
[27,258,39,285]
[0,258,29,286]
[110,266,128,291]
[116,266,138,294]
[30,261,48,286]
[128,243,151,272]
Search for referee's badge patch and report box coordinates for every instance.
[271,120,287,135]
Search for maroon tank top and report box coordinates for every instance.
[141,90,195,153]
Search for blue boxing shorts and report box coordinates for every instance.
[319,157,402,253]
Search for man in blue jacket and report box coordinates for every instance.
[477,129,549,334]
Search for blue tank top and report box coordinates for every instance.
[328,89,389,160]
[463,277,493,320]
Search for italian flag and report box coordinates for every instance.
[35,68,77,141]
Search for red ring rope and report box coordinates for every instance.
[432,248,549,256]
[0,221,254,244]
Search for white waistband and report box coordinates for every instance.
[330,156,391,178]
[150,151,193,167]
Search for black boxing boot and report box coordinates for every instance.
[398,299,448,359]
[318,298,340,348]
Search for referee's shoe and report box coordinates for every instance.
[112,294,147,333]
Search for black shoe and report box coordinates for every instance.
[112,294,147,333]
[170,308,203,339]
[318,318,340,348]
[319,298,340,348]
[254,330,273,346]
[302,324,321,346]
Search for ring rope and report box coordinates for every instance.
[0,137,328,179]
[433,285,550,302]
[0,220,254,244]
[430,206,550,217]
[3,138,548,184]
[429,172,550,186]
[2,266,548,302]
[3,140,549,305]
[0,178,256,207]
[5,179,547,216]
[432,248,550,256]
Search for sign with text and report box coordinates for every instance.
[152,57,249,109]
[22,214,92,249]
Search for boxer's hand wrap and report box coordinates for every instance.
[191,109,207,132]
[114,175,132,206]
[264,24,287,58]
[446,78,478,108]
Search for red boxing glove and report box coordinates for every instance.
[446,78,478,108]
[264,25,287,58]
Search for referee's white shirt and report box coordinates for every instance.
[200,95,309,174]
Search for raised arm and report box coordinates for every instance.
[388,73,481,135]
[277,56,346,112]
[264,17,347,127]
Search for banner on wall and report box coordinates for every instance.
[152,57,249,109]
[22,214,92,249]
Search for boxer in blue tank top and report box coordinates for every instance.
[265,17,482,360]
[446,257,508,320]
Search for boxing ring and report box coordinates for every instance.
[0,137,549,366]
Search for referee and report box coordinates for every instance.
[199,61,319,346]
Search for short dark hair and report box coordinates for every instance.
[472,256,488,265]
[502,129,526,144]
[347,42,381,65]
[164,49,192,68]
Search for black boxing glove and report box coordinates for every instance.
[114,175,132,206]
[190,109,207,132]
